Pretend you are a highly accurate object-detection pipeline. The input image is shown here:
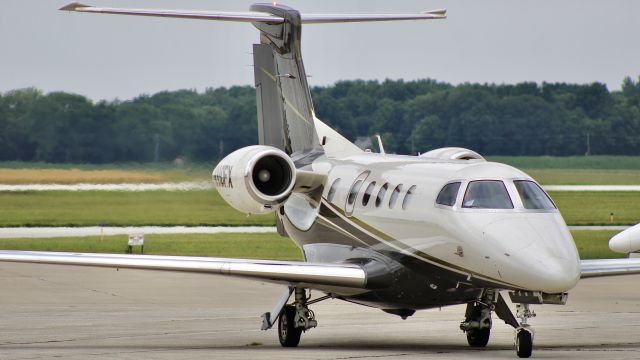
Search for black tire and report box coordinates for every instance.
[278,305,302,347]
[466,327,490,347]
[516,329,533,358]
[464,302,491,347]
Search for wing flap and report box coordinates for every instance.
[580,258,640,278]
[0,250,366,288]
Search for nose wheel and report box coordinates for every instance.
[514,303,536,358]
[515,326,533,358]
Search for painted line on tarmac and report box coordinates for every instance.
[544,185,640,191]
[1,184,639,192]
[0,226,278,239]
[0,182,214,192]
[568,226,629,231]
[0,226,626,239]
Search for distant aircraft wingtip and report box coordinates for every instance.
[424,8,447,17]
[59,2,90,12]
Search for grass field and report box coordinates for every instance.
[487,156,640,169]
[525,169,640,185]
[0,162,211,184]
[3,156,640,185]
[0,230,622,260]
[0,233,301,260]
[1,190,638,227]
[0,190,275,227]
[485,156,640,185]
[571,230,625,259]
[549,191,640,225]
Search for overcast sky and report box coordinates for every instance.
[1,0,638,101]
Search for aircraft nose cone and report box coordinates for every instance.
[483,216,580,293]
[529,256,580,293]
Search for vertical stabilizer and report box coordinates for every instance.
[251,4,322,157]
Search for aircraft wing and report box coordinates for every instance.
[580,258,640,278]
[0,250,366,288]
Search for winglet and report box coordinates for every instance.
[59,2,90,11]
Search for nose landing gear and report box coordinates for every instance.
[514,303,536,358]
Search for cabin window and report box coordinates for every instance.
[389,184,403,209]
[514,180,556,210]
[345,171,371,216]
[402,185,417,210]
[436,182,461,206]
[327,178,340,202]
[376,183,389,208]
[362,181,376,206]
[462,180,513,209]
[348,180,363,206]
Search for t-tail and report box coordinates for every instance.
[251,4,321,158]
[59,2,445,211]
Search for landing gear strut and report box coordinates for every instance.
[460,290,496,347]
[277,287,318,347]
[514,303,535,358]
[461,302,492,347]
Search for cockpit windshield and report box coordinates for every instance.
[514,180,556,210]
[462,180,513,209]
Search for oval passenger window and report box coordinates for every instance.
[389,184,403,209]
[376,183,389,208]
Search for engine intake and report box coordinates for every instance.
[213,145,296,214]
[419,147,484,161]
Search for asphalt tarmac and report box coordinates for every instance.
[1,262,639,360]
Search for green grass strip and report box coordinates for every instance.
[0,190,275,227]
[551,191,640,225]
[0,233,302,261]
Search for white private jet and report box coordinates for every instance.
[2,3,640,358]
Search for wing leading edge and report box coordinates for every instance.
[580,258,640,278]
[0,250,366,288]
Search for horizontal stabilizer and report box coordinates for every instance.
[59,2,286,23]
[59,2,446,24]
[0,250,366,288]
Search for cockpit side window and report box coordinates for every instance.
[462,180,513,209]
[514,180,556,210]
[436,182,461,206]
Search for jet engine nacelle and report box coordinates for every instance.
[213,145,296,214]
[419,147,485,161]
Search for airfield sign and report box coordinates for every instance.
[127,234,144,254]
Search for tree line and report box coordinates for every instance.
[1,77,639,164]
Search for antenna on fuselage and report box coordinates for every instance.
[375,134,386,155]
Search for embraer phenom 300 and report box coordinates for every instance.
[3,3,640,358]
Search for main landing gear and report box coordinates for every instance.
[461,302,492,347]
[460,290,496,348]
[262,287,328,347]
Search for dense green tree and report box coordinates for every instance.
[1,78,639,163]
